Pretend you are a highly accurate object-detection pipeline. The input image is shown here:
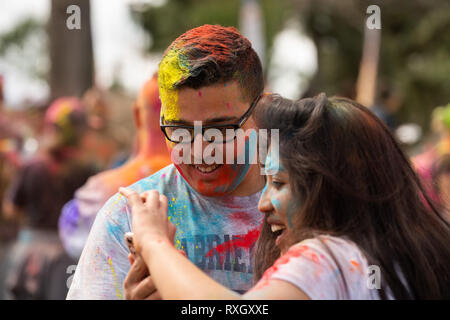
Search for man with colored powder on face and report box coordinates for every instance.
[67,24,266,299]
[58,75,171,260]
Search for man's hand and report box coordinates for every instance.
[124,253,161,300]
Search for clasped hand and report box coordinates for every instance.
[119,187,177,300]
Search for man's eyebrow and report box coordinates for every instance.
[204,116,238,123]
[164,116,239,125]
[163,119,192,125]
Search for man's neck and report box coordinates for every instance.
[227,163,266,197]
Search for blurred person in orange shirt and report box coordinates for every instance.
[58,75,171,260]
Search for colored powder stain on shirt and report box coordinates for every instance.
[229,211,254,224]
[108,257,122,299]
[105,219,123,242]
[205,227,261,264]
[252,245,310,291]
[67,164,263,298]
[350,259,362,274]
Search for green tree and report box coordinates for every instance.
[132,0,450,133]
[129,0,291,67]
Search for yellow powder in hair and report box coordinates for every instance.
[158,49,190,121]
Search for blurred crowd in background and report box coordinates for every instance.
[0,0,449,299]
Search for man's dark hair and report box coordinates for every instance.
[159,24,264,103]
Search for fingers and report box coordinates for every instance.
[139,191,153,204]
[144,190,160,207]
[120,188,167,211]
[168,222,177,243]
[124,255,149,287]
[133,275,157,300]
[128,253,135,266]
[119,187,143,209]
[145,290,162,300]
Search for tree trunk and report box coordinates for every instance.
[356,27,381,108]
[48,0,93,100]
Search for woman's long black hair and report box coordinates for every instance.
[253,93,450,299]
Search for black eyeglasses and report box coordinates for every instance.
[160,94,262,144]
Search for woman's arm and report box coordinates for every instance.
[119,187,310,300]
[140,234,241,300]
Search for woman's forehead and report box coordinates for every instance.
[264,147,284,175]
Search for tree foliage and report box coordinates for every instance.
[131,0,450,133]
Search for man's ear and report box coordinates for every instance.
[133,104,142,129]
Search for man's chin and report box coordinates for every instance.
[175,164,237,196]
[188,177,230,197]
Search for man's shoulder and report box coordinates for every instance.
[127,163,179,193]
[98,164,179,216]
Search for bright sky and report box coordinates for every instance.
[0,0,162,108]
[268,20,318,100]
[0,0,50,107]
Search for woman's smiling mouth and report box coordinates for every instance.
[267,215,287,246]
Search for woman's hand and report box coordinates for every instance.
[119,187,175,254]
[124,254,161,300]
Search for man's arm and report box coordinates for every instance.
[66,193,131,300]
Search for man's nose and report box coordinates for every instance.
[192,132,205,164]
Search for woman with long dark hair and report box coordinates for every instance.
[121,93,450,299]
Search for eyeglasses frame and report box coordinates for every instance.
[160,93,262,144]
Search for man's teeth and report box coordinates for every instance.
[195,164,220,173]
[271,224,286,233]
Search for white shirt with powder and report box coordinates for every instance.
[253,235,389,300]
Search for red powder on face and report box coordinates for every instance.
[198,91,202,97]
[196,164,241,196]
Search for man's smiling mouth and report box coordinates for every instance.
[193,164,222,174]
